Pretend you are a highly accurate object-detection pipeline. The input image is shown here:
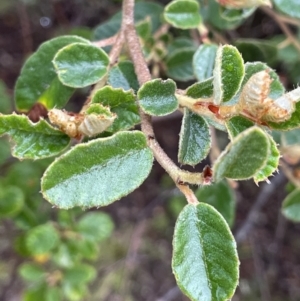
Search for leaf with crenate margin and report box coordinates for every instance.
[53,43,109,88]
[172,203,239,301]
[41,131,153,209]
[91,86,140,133]
[178,108,211,166]
[166,47,196,82]
[281,189,300,222]
[213,45,245,104]
[193,44,218,81]
[213,127,270,182]
[253,136,280,184]
[15,36,89,112]
[138,79,178,116]
[0,114,70,160]
[164,0,201,29]
[107,61,139,92]
[195,180,236,227]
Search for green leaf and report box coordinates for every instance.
[164,0,201,29]
[91,86,140,133]
[213,45,245,104]
[19,262,45,282]
[166,47,196,81]
[195,181,236,227]
[62,283,88,301]
[41,131,153,209]
[26,223,59,255]
[178,108,211,166]
[167,37,196,53]
[64,264,96,285]
[172,203,239,301]
[273,0,300,19]
[268,102,300,131]
[0,114,70,159]
[53,43,109,88]
[107,61,139,92]
[0,185,24,217]
[77,212,114,242]
[282,189,300,222]
[213,127,270,181]
[193,44,218,81]
[138,79,178,116]
[226,116,255,140]
[15,35,89,112]
[136,17,152,40]
[253,136,280,184]
[186,77,214,99]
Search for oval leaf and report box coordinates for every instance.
[213,45,245,104]
[213,126,270,181]
[26,223,60,255]
[138,79,178,116]
[193,44,218,81]
[0,185,24,217]
[107,61,139,92]
[76,212,114,242]
[53,43,109,88]
[186,77,214,99]
[41,131,153,209]
[178,108,211,166]
[172,203,239,301]
[91,86,140,133]
[253,136,280,184]
[282,189,300,222]
[166,48,196,81]
[164,0,201,29]
[15,36,89,112]
[226,116,255,140]
[0,114,70,159]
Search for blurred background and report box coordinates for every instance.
[1,0,300,300]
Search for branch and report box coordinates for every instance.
[92,34,118,49]
[121,0,206,204]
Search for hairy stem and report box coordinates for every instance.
[121,0,204,204]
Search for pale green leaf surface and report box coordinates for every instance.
[164,0,201,29]
[53,43,109,88]
[64,264,96,285]
[172,203,239,301]
[213,45,245,104]
[213,127,270,181]
[193,44,218,81]
[253,136,280,184]
[195,181,236,227]
[178,109,211,166]
[138,79,178,116]
[41,131,153,209]
[15,36,89,112]
[91,86,140,133]
[107,61,139,92]
[166,48,195,81]
[26,223,59,255]
[273,0,300,19]
[282,189,300,222]
[77,212,114,242]
[0,114,70,159]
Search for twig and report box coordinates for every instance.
[235,172,286,244]
[92,34,118,49]
[261,6,300,53]
[121,0,205,204]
